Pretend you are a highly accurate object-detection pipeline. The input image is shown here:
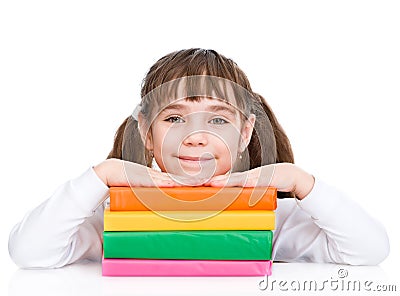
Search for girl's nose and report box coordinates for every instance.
[182,131,208,147]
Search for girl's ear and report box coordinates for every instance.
[239,114,256,152]
[138,112,154,151]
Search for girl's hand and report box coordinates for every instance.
[93,158,181,187]
[206,163,315,200]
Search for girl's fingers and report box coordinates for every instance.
[209,174,227,181]
[208,173,245,187]
[208,165,276,188]
[154,179,176,187]
[165,172,211,186]
[147,172,178,187]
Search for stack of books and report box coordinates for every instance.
[102,186,277,276]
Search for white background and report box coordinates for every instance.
[1,0,399,295]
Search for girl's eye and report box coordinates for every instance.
[165,116,185,123]
[209,117,228,125]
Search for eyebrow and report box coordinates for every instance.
[160,104,188,113]
[161,103,237,117]
[207,105,237,116]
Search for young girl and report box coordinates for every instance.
[8,48,389,268]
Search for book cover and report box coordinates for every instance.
[102,257,273,276]
[104,208,275,231]
[103,230,273,260]
[110,186,277,211]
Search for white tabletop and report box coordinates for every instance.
[6,260,399,296]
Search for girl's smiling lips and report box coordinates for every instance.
[177,155,215,169]
[177,155,215,162]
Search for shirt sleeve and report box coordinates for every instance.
[8,167,109,269]
[272,177,390,265]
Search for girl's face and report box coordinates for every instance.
[141,98,255,181]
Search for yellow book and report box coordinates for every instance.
[104,207,275,231]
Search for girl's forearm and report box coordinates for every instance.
[93,158,123,187]
[291,165,315,200]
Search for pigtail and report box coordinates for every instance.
[107,116,149,167]
[255,93,295,164]
[107,117,128,160]
[249,93,296,198]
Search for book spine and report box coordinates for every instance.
[103,230,273,260]
[102,258,273,276]
[104,208,275,231]
[110,187,277,211]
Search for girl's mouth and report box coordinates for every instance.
[179,155,213,161]
[177,155,215,165]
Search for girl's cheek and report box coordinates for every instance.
[214,129,241,155]
[160,129,187,153]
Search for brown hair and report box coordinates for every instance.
[108,49,295,198]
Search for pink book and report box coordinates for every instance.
[102,257,272,277]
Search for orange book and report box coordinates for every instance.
[109,186,277,211]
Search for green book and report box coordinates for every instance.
[103,230,273,260]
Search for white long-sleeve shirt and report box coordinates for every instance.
[8,167,390,268]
